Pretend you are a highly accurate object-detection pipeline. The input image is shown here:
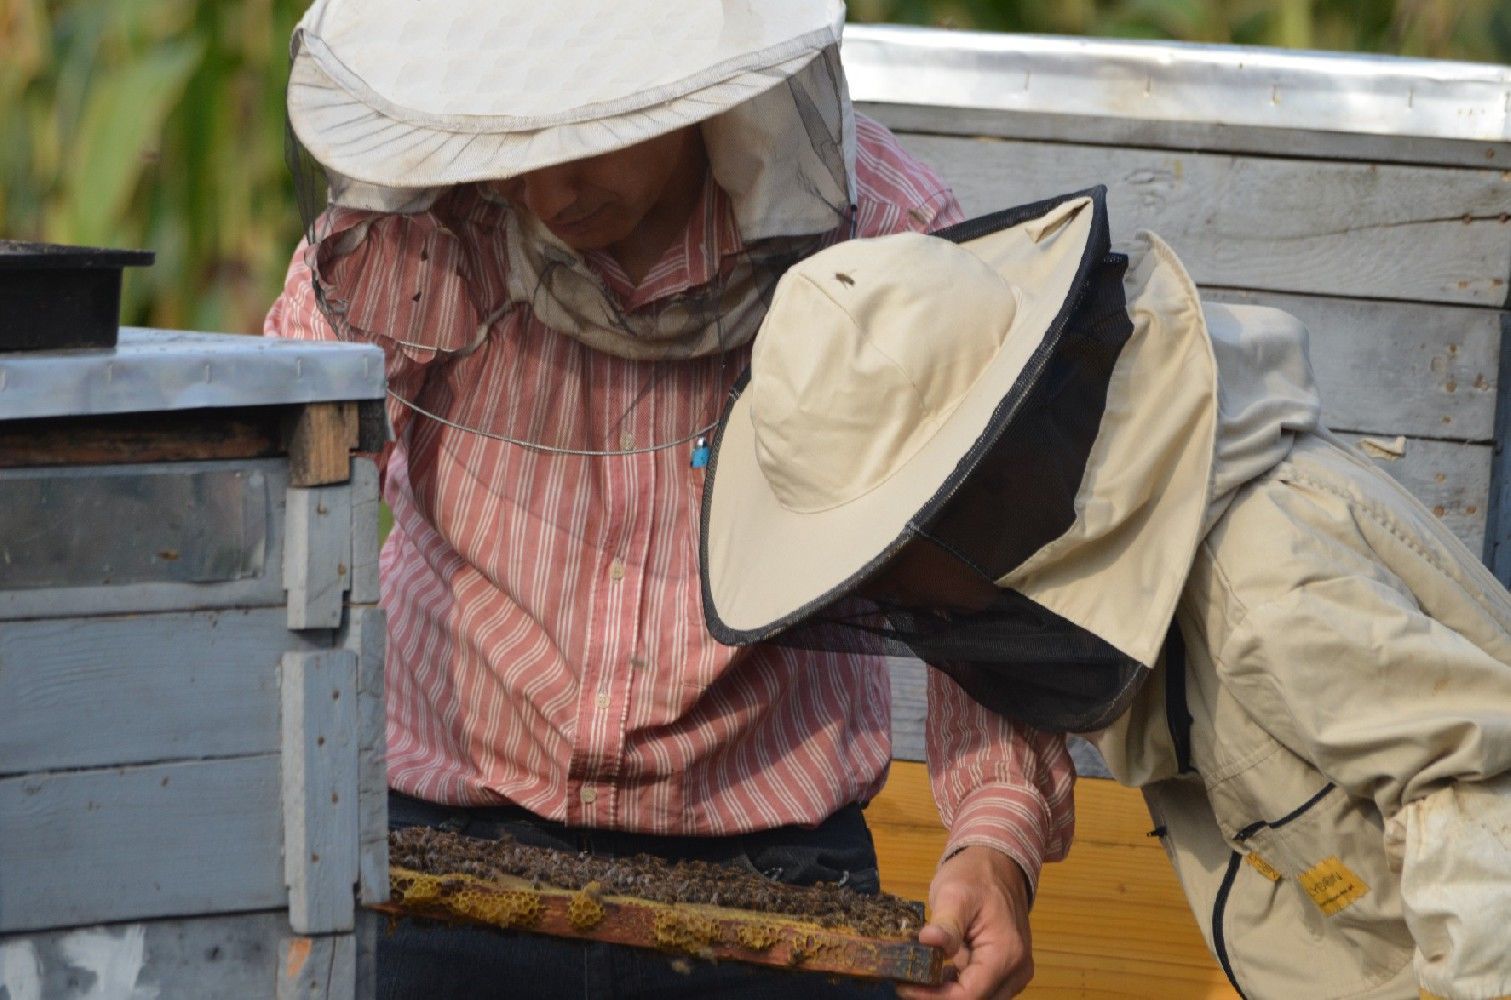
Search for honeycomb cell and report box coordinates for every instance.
[399,872,444,904]
[735,923,780,952]
[568,883,607,930]
[652,909,722,955]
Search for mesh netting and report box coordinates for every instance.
[284,57,856,457]
[759,245,1148,733]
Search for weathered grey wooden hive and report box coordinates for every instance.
[0,328,388,998]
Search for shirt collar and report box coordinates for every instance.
[585,171,745,310]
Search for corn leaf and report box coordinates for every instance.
[60,38,204,247]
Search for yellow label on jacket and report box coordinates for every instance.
[1299,856,1369,915]
[1243,851,1283,882]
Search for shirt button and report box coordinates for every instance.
[629,656,647,670]
[609,560,625,581]
[596,690,610,709]
[580,786,597,805]
[619,432,635,452]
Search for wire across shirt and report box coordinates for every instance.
[264,116,1075,887]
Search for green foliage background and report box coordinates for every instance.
[3,0,1508,335]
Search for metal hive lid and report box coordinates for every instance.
[842,25,1511,147]
[0,328,386,421]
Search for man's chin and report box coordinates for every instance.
[548,216,624,253]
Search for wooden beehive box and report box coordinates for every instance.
[0,328,389,998]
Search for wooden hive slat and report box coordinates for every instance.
[373,865,945,986]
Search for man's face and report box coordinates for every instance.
[488,128,703,252]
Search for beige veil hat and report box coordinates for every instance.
[702,186,1222,688]
[702,189,1111,640]
[287,0,854,234]
[284,0,865,454]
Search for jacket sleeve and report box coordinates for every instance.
[1216,553,1511,999]
[924,667,1076,893]
[263,207,483,460]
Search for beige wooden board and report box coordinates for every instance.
[859,103,1511,171]
[0,608,326,776]
[277,932,356,1000]
[355,398,390,454]
[342,606,390,906]
[888,656,928,764]
[1333,433,1491,553]
[0,756,284,933]
[286,402,359,489]
[281,650,360,934]
[348,457,382,605]
[0,459,291,621]
[354,910,380,1000]
[895,133,1511,307]
[867,761,1238,999]
[1495,328,1511,583]
[0,912,358,1000]
[887,658,1108,774]
[285,484,353,631]
[1201,290,1503,442]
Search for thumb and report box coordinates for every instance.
[918,913,965,956]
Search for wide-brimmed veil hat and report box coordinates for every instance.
[284,0,864,457]
[287,0,853,234]
[701,187,1220,722]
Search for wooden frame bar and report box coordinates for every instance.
[374,867,944,986]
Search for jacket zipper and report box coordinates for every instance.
[1233,782,1335,843]
[1212,851,1249,1000]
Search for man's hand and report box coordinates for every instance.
[897,845,1034,1000]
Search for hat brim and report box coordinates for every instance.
[287,0,843,196]
[702,190,1106,643]
[289,46,823,193]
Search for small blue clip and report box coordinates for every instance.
[690,436,710,469]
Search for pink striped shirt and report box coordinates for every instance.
[265,116,1074,886]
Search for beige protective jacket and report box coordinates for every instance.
[1015,235,1511,999]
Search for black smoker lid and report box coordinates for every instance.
[0,240,156,270]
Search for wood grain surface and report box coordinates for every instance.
[867,761,1239,999]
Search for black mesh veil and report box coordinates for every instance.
[283,49,861,457]
[739,198,1150,733]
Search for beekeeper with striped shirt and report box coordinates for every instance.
[267,2,1072,997]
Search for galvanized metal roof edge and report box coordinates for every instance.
[842,24,1511,145]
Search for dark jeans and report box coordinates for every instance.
[380,791,899,1000]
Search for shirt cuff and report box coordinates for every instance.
[941,781,1054,895]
